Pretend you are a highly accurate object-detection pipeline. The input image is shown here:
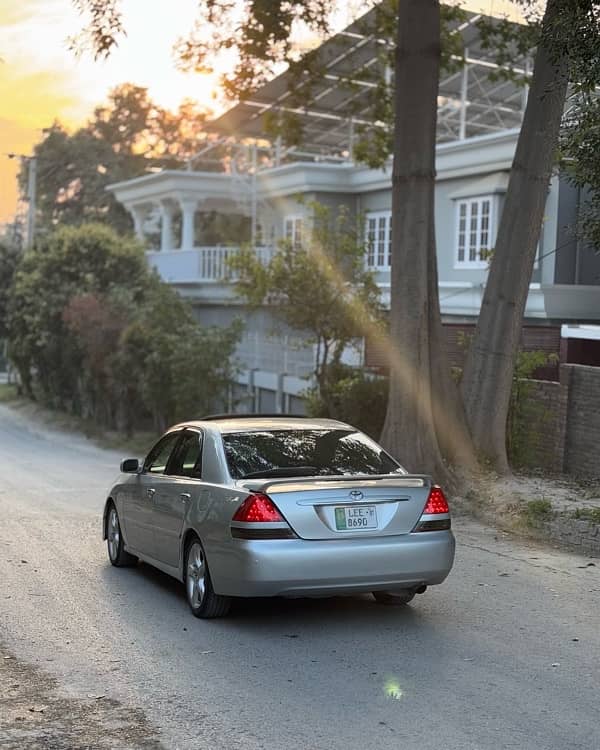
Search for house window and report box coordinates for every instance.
[455,196,496,268]
[365,211,392,269]
[284,216,303,247]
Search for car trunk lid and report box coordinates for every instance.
[237,475,432,540]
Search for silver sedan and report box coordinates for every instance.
[102,416,455,618]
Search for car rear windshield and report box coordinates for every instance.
[222,429,404,479]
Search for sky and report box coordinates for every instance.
[0,0,524,225]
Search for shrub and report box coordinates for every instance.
[7,223,240,432]
[524,498,553,526]
[306,365,388,439]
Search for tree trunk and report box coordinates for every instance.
[460,0,570,474]
[380,0,474,482]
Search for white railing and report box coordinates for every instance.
[146,245,276,284]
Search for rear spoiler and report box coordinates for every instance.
[239,474,432,492]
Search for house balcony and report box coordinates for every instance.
[146,245,276,287]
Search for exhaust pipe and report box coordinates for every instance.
[415,584,427,595]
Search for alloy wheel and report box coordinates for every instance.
[186,541,206,609]
[107,507,120,561]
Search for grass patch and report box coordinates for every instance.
[573,507,600,524]
[524,498,553,527]
[0,383,19,403]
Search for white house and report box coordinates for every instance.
[107,7,600,410]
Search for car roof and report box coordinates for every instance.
[177,416,355,434]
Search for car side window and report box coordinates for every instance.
[168,430,203,479]
[143,432,181,475]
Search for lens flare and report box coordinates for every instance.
[384,678,403,700]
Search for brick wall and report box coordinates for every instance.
[511,380,563,471]
[563,365,600,478]
[514,364,600,478]
[365,323,561,380]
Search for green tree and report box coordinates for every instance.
[0,240,20,340]
[8,224,241,430]
[230,202,382,411]
[115,277,241,432]
[28,123,132,233]
[8,224,149,403]
[23,84,210,237]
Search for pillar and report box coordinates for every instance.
[179,197,197,250]
[160,200,176,251]
[129,205,148,241]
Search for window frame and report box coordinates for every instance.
[284,215,304,247]
[166,428,204,480]
[364,211,392,270]
[454,195,497,270]
[142,431,183,475]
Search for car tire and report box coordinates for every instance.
[185,537,231,618]
[372,590,415,606]
[106,504,138,567]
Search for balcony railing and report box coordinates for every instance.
[146,245,276,284]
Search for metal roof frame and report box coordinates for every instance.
[208,4,531,158]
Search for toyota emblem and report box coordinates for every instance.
[349,490,364,501]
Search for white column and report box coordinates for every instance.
[179,198,197,250]
[129,205,147,240]
[160,201,175,251]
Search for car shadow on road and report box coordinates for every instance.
[232,593,425,622]
[101,558,427,630]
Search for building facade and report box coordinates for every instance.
[107,9,600,409]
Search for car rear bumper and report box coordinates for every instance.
[212,530,455,598]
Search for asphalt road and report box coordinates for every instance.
[0,404,599,750]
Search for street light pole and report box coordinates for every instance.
[26,157,37,249]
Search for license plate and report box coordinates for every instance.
[334,505,378,531]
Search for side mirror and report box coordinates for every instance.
[120,458,140,473]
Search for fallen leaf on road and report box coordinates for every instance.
[87,694,106,700]
[577,563,596,568]
[28,705,47,713]
[200,650,213,655]
[498,573,510,577]
[20,559,28,564]
[551,663,560,668]
[463,658,475,662]
[572,638,579,642]
[283,634,299,638]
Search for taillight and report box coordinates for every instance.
[232,493,284,522]
[422,486,450,515]
[231,493,296,539]
[414,485,451,532]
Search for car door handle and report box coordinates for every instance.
[180,493,191,502]
[147,488,156,499]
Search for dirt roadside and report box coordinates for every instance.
[455,471,600,557]
[0,643,164,750]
